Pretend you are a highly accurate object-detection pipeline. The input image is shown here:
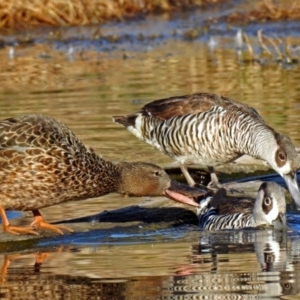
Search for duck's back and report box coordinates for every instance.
[209,188,255,215]
[0,115,119,210]
[198,189,255,230]
[140,93,263,122]
[0,114,87,153]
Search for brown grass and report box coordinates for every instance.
[1,0,299,29]
[0,0,224,29]
[227,0,300,24]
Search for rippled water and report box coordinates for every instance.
[0,4,300,298]
[2,228,300,299]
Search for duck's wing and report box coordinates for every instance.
[209,188,255,215]
[140,93,263,122]
[0,114,88,154]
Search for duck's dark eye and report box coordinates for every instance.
[275,150,287,167]
[264,197,272,206]
[278,151,286,161]
[283,283,292,290]
[154,171,161,177]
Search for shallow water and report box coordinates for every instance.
[1,228,300,299]
[0,1,300,298]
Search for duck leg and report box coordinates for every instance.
[0,206,38,235]
[207,166,223,189]
[180,164,221,189]
[31,210,74,235]
[180,164,216,190]
[181,164,240,194]
[180,164,196,186]
[207,166,244,194]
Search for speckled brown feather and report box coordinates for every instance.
[0,115,125,211]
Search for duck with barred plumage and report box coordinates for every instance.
[0,114,205,236]
[112,92,300,209]
[197,182,286,230]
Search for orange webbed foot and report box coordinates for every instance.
[31,213,74,235]
[0,206,39,236]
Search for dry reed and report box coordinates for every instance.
[227,0,300,24]
[0,0,299,29]
[0,0,224,29]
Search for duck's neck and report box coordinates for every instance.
[238,125,277,164]
[112,161,131,195]
[112,161,142,196]
[251,208,268,227]
[70,153,123,199]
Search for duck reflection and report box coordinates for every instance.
[0,229,299,299]
[172,229,299,298]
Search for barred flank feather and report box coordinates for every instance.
[198,207,253,230]
[136,105,272,166]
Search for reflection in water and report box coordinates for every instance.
[0,229,299,298]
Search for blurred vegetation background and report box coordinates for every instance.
[0,0,299,29]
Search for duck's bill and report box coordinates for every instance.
[284,172,300,210]
[164,180,208,207]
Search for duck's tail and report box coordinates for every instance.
[112,115,137,127]
[113,112,164,145]
[113,113,147,141]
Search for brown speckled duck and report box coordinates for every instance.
[0,114,204,236]
[113,92,300,208]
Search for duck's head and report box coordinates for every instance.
[117,162,205,207]
[253,182,286,229]
[266,133,300,210]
